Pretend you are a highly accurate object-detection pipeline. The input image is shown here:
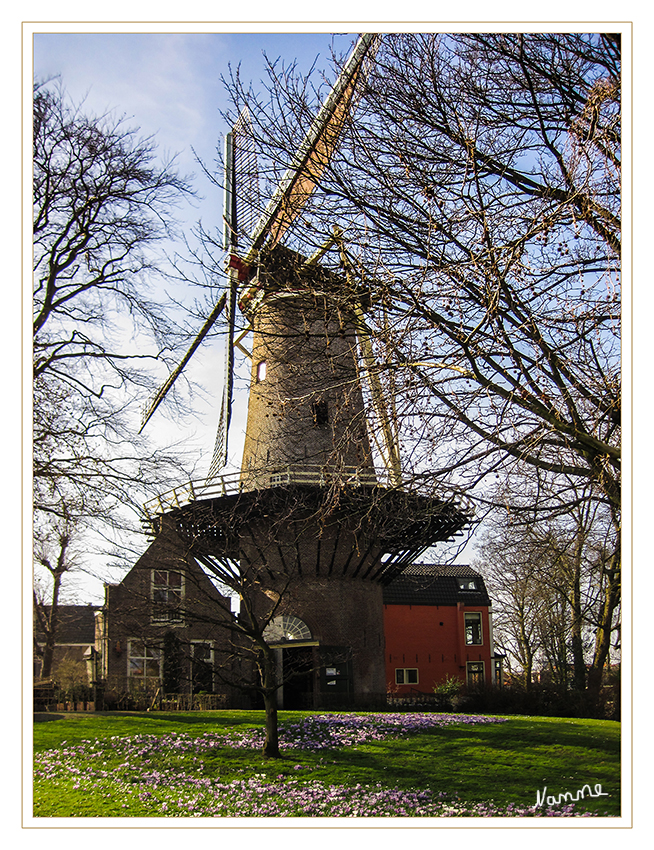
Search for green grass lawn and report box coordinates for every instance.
[32,710,620,818]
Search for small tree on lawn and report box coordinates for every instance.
[33,508,82,680]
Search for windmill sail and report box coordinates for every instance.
[244,33,380,262]
[207,269,238,477]
[138,293,227,434]
[224,109,261,249]
[207,110,259,476]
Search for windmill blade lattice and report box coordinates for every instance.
[244,33,380,262]
[224,108,260,249]
[207,109,260,477]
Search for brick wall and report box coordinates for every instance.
[241,291,374,486]
[99,524,234,702]
[384,602,493,693]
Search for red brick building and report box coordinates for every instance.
[95,521,237,708]
[383,564,500,695]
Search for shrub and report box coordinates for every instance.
[432,675,462,711]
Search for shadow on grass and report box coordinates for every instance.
[421,717,621,754]
[310,721,620,813]
[34,713,67,723]
[95,710,266,727]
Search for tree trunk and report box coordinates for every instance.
[39,570,63,680]
[518,605,534,692]
[259,644,281,758]
[41,633,56,680]
[587,551,621,701]
[570,552,586,691]
[262,689,280,758]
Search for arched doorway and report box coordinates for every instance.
[263,616,318,709]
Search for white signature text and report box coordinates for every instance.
[536,783,609,807]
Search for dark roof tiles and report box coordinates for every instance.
[383,564,490,606]
[34,605,99,644]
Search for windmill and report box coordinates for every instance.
[141,34,470,709]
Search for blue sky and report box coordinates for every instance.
[33,32,359,232]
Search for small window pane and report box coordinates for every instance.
[146,659,161,677]
[194,643,211,661]
[129,659,144,676]
[465,613,482,645]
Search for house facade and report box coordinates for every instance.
[34,604,99,682]
[383,564,500,694]
[96,521,237,708]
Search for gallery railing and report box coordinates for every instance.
[143,464,388,520]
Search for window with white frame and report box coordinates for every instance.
[128,640,162,692]
[464,612,483,645]
[151,570,184,623]
[395,668,419,685]
[457,577,478,591]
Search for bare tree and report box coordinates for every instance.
[33,508,81,680]
[475,482,619,701]
[33,77,195,527]
[32,77,206,674]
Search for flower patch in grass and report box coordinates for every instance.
[33,712,604,818]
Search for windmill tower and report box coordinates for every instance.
[141,34,470,708]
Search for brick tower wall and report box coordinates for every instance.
[281,577,386,698]
[238,515,388,702]
[240,291,374,487]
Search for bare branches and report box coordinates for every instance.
[222,33,620,522]
[475,486,620,693]
[33,78,195,526]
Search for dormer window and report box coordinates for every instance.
[457,578,478,591]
